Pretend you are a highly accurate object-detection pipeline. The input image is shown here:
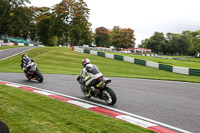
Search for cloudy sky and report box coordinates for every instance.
[28,0,200,46]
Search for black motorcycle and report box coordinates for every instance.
[77,76,117,105]
[23,61,43,83]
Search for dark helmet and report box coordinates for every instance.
[82,58,90,67]
[22,53,27,58]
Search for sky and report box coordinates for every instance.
[28,0,200,47]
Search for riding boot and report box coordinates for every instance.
[86,85,97,96]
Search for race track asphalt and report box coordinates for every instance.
[0,47,36,60]
[0,72,199,133]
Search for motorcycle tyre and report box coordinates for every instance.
[35,71,43,83]
[102,87,117,105]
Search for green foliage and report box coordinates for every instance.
[94,27,111,47]
[110,26,135,50]
[110,26,122,50]
[140,30,200,56]
[0,0,31,38]
[94,26,135,49]
[0,0,93,46]
[120,28,135,48]
[51,0,93,46]
[35,7,56,46]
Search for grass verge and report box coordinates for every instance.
[0,84,154,133]
[0,47,200,83]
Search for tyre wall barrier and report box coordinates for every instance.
[135,58,146,66]
[74,47,200,76]
[97,52,105,57]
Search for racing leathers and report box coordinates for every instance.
[21,56,34,72]
[80,63,103,90]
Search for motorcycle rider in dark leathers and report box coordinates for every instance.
[21,53,34,72]
[80,58,103,96]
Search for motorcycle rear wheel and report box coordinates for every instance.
[102,87,117,105]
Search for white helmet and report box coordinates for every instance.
[82,58,90,67]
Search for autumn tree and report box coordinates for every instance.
[110,26,135,50]
[110,26,122,50]
[94,27,110,47]
[52,0,93,46]
[120,28,135,48]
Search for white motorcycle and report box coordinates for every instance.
[23,61,43,83]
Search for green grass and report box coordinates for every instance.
[0,47,200,83]
[0,84,154,133]
[103,51,200,69]
[186,58,200,62]
[161,55,191,58]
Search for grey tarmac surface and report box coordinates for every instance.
[0,47,36,60]
[0,72,199,132]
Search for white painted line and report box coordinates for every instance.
[116,115,157,128]
[67,100,97,109]
[33,90,53,96]
[6,84,21,88]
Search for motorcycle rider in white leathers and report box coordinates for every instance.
[80,58,103,94]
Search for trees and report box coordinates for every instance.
[33,7,57,46]
[140,31,200,56]
[94,27,110,47]
[120,28,135,48]
[94,26,135,49]
[192,30,200,55]
[139,32,165,54]
[0,0,31,38]
[165,33,180,55]
[52,0,93,46]
[0,0,93,46]
[110,26,122,50]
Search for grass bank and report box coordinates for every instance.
[0,84,153,133]
[0,47,200,83]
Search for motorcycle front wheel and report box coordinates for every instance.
[80,85,91,98]
[35,71,43,83]
[102,87,117,105]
